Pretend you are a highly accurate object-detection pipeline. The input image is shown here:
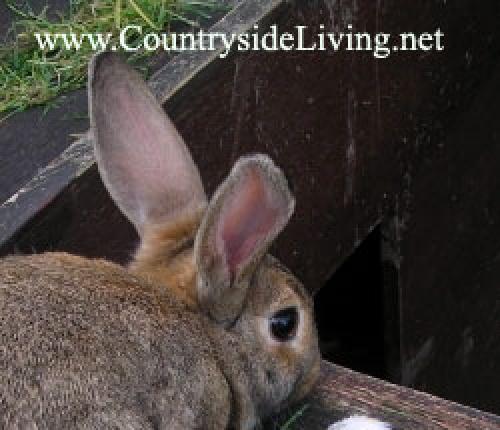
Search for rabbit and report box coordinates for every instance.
[0,51,321,430]
[328,416,391,430]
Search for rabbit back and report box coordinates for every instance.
[0,253,231,429]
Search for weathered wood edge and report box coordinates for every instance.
[300,362,500,430]
[0,0,282,247]
[149,0,283,102]
[0,135,94,247]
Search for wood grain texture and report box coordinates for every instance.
[268,362,500,430]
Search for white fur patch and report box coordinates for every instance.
[328,415,392,430]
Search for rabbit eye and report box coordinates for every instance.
[270,307,299,342]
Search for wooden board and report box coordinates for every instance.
[268,362,500,430]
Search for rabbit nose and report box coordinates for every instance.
[289,354,321,405]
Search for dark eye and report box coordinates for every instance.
[270,307,299,342]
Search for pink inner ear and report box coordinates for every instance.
[220,169,281,274]
[94,66,206,229]
[110,84,193,199]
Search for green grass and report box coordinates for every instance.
[0,0,224,122]
[279,404,309,430]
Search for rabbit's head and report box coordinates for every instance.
[89,52,320,421]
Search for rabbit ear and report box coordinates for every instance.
[194,154,295,325]
[89,52,206,235]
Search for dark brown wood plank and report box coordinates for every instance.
[276,362,500,430]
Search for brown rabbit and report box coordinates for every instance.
[0,52,321,430]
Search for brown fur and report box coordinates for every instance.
[0,250,320,429]
[0,253,231,429]
[130,210,205,309]
[0,52,321,430]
